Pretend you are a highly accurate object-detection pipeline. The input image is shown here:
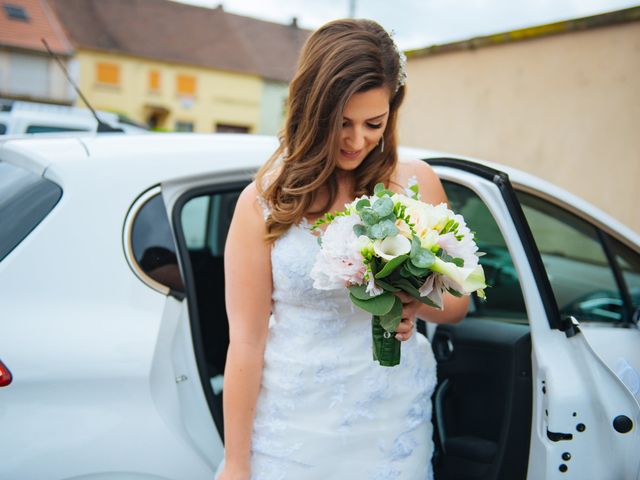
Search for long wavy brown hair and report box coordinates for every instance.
[256,18,406,243]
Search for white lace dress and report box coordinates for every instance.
[248,215,438,480]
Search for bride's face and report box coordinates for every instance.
[336,87,390,171]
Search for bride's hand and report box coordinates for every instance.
[394,292,419,341]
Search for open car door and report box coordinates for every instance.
[427,158,640,479]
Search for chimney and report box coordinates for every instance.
[290,17,298,28]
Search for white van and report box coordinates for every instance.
[0,99,147,135]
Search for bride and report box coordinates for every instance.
[218,18,469,480]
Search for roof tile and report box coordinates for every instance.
[49,0,310,81]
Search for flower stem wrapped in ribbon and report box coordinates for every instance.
[310,181,486,367]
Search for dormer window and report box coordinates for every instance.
[3,3,29,21]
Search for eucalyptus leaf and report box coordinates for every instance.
[411,248,435,269]
[348,284,372,300]
[375,254,409,279]
[353,224,368,237]
[360,208,379,225]
[404,260,429,277]
[374,182,394,198]
[410,236,422,257]
[369,219,399,239]
[349,291,396,315]
[372,197,394,218]
[379,296,403,331]
[355,198,370,211]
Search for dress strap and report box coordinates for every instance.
[256,194,271,221]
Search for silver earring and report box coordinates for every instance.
[380,137,385,153]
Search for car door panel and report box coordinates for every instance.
[432,319,531,480]
[431,159,640,479]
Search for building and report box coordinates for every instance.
[48,0,309,134]
[0,0,75,105]
[399,7,640,233]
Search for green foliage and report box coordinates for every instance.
[355,198,371,210]
[369,219,399,239]
[349,290,396,315]
[440,218,459,236]
[375,254,409,279]
[409,235,435,268]
[374,278,400,292]
[379,296,403,331]
[348,284,372,300]
[353,224,368,237]
[310,205,350,231]
[438,250,464,267]
[408,183,420,200]
[360,207,380,225]
[374,183,394,198]
[372,197,394,218]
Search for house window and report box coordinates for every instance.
[215,123,250,134]
[175,121,194,132]
[96,63,120,86]
[176,74,196,96]
[148,70,160,91]
[4,4,29,21]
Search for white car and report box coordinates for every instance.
[0,133,638,480]
[0,99,148,135]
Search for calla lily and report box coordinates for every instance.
[430,258,487,294]
[373,235,411,262]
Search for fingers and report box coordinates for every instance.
[394,316,415,341]
[393,292,418,341]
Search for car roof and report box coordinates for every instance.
[1,132,637,247]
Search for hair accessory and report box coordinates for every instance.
[389,30,407,92]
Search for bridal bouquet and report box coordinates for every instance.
[310,182,486,367]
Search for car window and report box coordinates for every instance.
[517,191,625,323]
[25,125,90,134]
[131,193,184,293]
[443,181,527,322]
[181,190,241,256]
[607,235,640,319]
[0,123,6,134]
[178,189,242,382]
[0,162,62,261]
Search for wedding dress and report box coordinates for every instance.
[248,212,438,480]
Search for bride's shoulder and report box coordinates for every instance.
[234,181,268,223]
[392,157,447,204]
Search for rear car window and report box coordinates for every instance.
[25,125,90,134]
[0,162,62,261]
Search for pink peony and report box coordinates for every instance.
[310,215,368,290]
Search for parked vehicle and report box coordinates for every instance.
[0,133,638,480]
[0,99,148,135]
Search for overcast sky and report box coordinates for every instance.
[175,0,639,49]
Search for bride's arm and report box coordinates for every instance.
[409,160,470,325]
[219,182,273,479]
